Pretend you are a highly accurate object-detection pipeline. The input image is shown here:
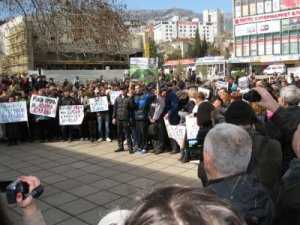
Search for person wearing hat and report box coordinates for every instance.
[225,100,282,199]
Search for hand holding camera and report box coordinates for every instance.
[1,176,44,216]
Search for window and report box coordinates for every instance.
[257,0,264,14]
[258,34,265,55]
[250,35,257,56]
[273,0,280,11]
[282,32,289,55]
[290,31,298,54]
[265,0,272,13]
[249,0,256,15]
[273,33,281,55]
[243,36,250,56]
[265,34,273,55]
[242,0,249,16]
[236,37,242,56]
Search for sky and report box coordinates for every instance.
[124,0,232,12]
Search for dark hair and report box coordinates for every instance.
[125,186,245,225]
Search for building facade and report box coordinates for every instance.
[232,0,300,65]
[153,11,224,44]
[201,9,225,43]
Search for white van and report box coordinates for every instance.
[263,64,286,75]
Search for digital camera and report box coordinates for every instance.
[0,180,44,204]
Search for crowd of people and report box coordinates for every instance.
[0,71,300,225]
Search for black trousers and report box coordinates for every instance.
[87,120,97,140]
[156,119,168,150]
[61,126,74,140]
[117,120,132,150]
[135,120,148,150]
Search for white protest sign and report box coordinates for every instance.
[186,116,200,140]
[238,77,249,90]
[0,101,28,123]
[30,96,58,118]
[198,87,211,99]
[59,105,84,125]
[110,91,121,105]
[216,81,228,90]
[164,119,186,149]
[89,96,109,112]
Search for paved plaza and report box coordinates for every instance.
[0,141,200,225]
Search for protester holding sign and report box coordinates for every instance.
[96,88,111,142]
[5,96,22,145]
[60,90,77,142]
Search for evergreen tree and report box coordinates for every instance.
[194,28,202,57]
[201,37,209,57]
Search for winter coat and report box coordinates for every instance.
[113,95,134,121]
[247,129,282,197]
[133,93,152,121]
[275,159,300,225]
[206,173,274,225]
[269,106,300,174]
[164,90,180,125]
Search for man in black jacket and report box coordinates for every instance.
[203,123,274,225]
[113,86,134,153]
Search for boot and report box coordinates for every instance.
[182,150,190,163]
[178,150,185,161]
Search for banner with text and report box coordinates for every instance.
[0,101,28,123]
[186,116,200,140]
[59,105,84,125]
[89,97,109,112]
[30,96,58,118]
[164,119,186,149]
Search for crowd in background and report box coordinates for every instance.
[0,71,300,225]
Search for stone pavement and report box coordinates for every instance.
[0,141,200,225]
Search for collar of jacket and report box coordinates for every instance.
[207,172,247,186]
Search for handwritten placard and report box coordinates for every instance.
[30,96,58,118]
[89,96,109,112]
[59,105,84,125]
[0,101,28,123]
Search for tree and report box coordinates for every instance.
[193,28,202,57]
[166,48,182,61]
[207,43,221,56]
[201,37,209,57]
[0,0,129,56]
[148,39,157,58]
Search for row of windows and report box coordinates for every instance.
[235,31,300,56]
[234,0,300,18]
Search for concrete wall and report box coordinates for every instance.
[33,69,127,81]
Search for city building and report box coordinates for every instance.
[153,10,224,44]
[231,0,300,71]
[200,9,225,43]
[154,16,179,43]
[0,16,137,76]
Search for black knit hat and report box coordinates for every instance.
[225,101,256,125]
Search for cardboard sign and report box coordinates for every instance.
[238,77,249,90]
[198,87,211,99]
[216,81,228,90]
[186,116,200,140]
[30,96,58,118]
[0,101,28,123]
[164,119,186,149]
[89,96,109,112]
[110,91,121,105]
[59,105,84,125]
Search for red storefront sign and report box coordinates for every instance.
[234,8,300,25]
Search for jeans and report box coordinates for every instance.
[97,113,110,139]
[135,120,148,150]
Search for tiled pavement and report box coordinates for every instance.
[0,141,201,225]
